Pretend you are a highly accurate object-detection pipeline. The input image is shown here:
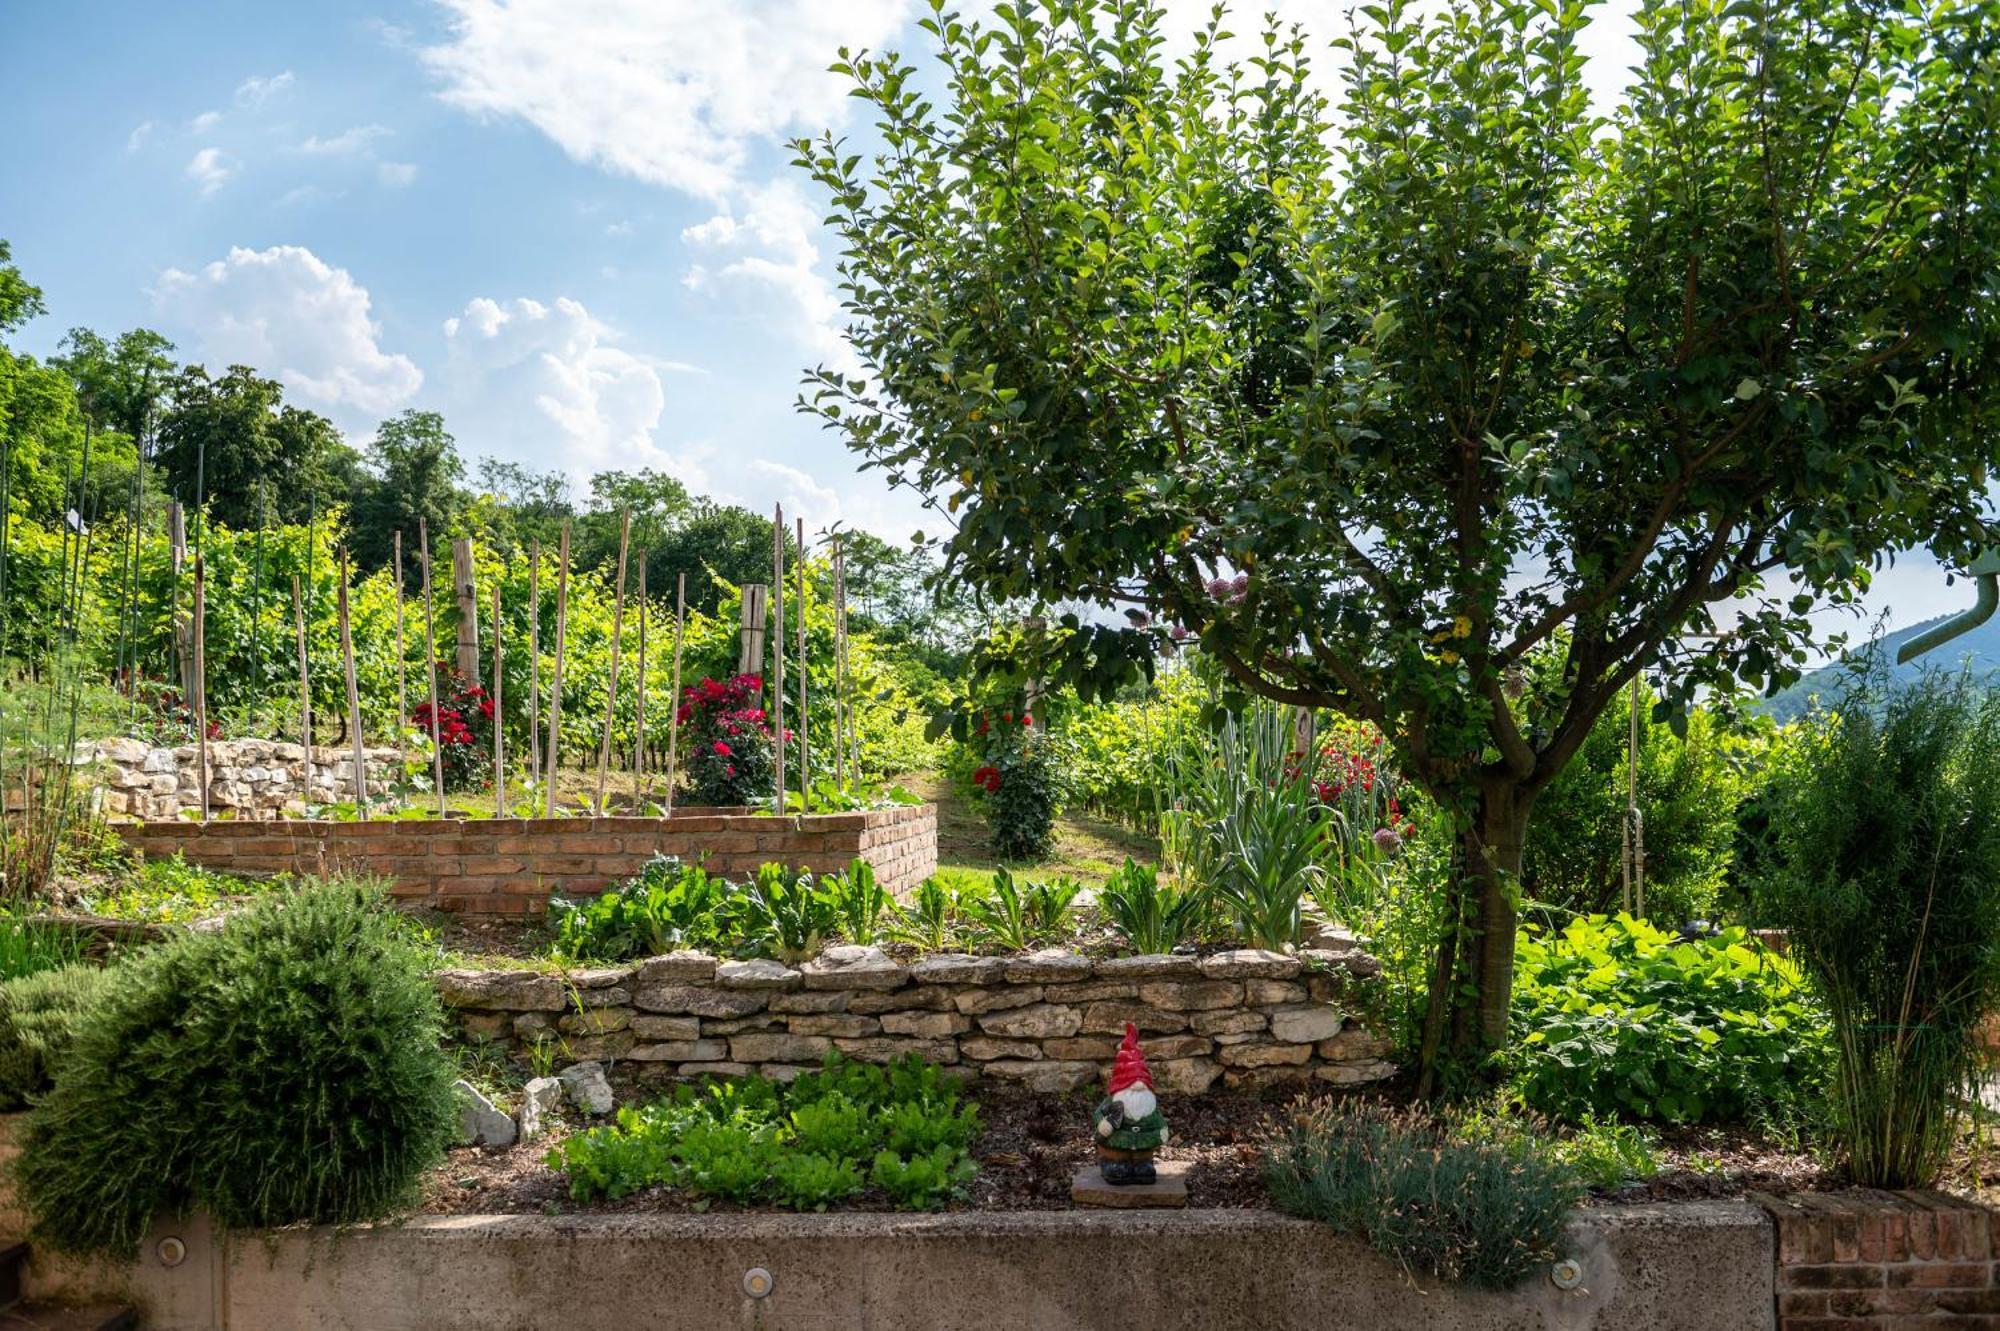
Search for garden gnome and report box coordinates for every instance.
[1093,1023,1168,1184]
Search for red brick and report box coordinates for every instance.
[1936,1288,2000,1316]
[1885,1261,1990,1289]
[1783,1264,1886,1291]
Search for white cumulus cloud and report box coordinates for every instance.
[153,245,423,427]
[299,125,392,155]
[419,0,913,202]
[440,295,701,479]
[184,147,235,195]
[377,161,419,187]
[235,71,295,109]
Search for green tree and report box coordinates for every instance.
[802,0,2000,1077]
[155,365,355,529]
[51,328,177,445]
[0,240,46,338]
[647,499,795,617]
[474,459,574,555]
[351,409,466,575]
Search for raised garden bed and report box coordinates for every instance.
[111,804,938,915]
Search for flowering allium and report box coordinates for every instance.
[1170,624,1191,641]
[1205,576,1232,598]
[1372,826,1404,855]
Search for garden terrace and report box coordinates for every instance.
[114,804,937,916]
[433,942,1392,1091]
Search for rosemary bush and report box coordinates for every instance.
[1755,670,2000,1186]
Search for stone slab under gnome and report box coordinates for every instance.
[1074,1023,1186,1208]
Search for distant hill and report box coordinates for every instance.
[1757,611,2000,722]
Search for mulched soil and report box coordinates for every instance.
[415,1075,1850,1218]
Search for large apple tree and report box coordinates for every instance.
[799,0,2000,1077]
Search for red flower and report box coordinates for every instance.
[713,741,733,757]
[1021,714,1033,727]
[479,698,495,719]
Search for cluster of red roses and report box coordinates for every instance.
[970,764,1002,793]
[410,664,494,791]
[681,673,776,804]
[973,709,1033,736]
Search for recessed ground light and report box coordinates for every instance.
[156,1236,188,1268]
[743,1267,774,1299]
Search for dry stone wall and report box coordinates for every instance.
[434,941,1394,1094]
[93,737,398,819]
[114,803,939,913]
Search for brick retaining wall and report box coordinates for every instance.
[1754,1189,2000,1326]
[114,804,937,914]
[433,942,1394,1094]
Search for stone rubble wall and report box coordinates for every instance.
[434,941,1395,1095]
[93,737,400,820]
[113,804,940,913]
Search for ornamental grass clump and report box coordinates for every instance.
[1265,1098,1582,1289]
[1755,670,2000,1187]
[15,876,460,1258]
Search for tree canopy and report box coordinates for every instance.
[803,0,2000,1070]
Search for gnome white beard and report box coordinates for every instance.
[1112,1085,1157,1121]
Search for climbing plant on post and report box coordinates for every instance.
[801,0,2000,1084]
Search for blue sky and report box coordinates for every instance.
[0,0,1970,639]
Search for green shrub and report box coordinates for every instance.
[550,1053,980,1211]
[1099,858,1206,954]
[1265,1098,1582,1289]
[1507,914,1828,1126]
[973,726,1068,862]
[549,856,731,961]
[0,963,115,1110]
[15,877,460,1258]
[1754,671,2000,1187]
[679,673,776,806]
[1524,685,1757,923]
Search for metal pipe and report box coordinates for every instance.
[1896,550,2000,664]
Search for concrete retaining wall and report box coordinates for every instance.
[22,1204,1776,1331]
[113,804,938,913]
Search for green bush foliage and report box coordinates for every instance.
[550,1054,981,1210]
[1265,1098,1582,1289]
[0,963,115,1110]
[1754,671,2000,1187]
[1524,684,1758,922]
[972,724,1068,862]
[15,877,460,1258]
[1507,914,1829,1126]
[1061,668,1207,829]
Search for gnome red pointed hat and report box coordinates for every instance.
[1107,1022,1154,1094]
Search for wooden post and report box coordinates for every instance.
[737,585,768,674]
[168,501,194,700]
[418,519,447,817]
[665,571,686,816]
[492,581,507,816]
[393,531,409,764]
[290,574,312,775]
[634,553,649,801]
[595,510,633,816]
[193,555,209,822]
[796,517,809,812]
[833,536,850,791]
[771,505,786,812]
[451,537,480,684]
[545,523,571,813]
[338,547,368,816]
[527,540,542,784]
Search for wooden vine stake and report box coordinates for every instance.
[594,510,633,816]
[451,537,480,684]
[544,522,571,813]
[527,540,542,783]
[833,535,851,792]
[771,504,786,813]
[634,553,650,801]
[418,519,447,817]
[492,581,507,816]
[393,530,409,769]
[337,547,368,816]
[796,517,809,812]
[665,572,685,817]
[193,556,210,822]
[290,574,312,770]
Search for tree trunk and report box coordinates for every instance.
[1451,777,1532,1056]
